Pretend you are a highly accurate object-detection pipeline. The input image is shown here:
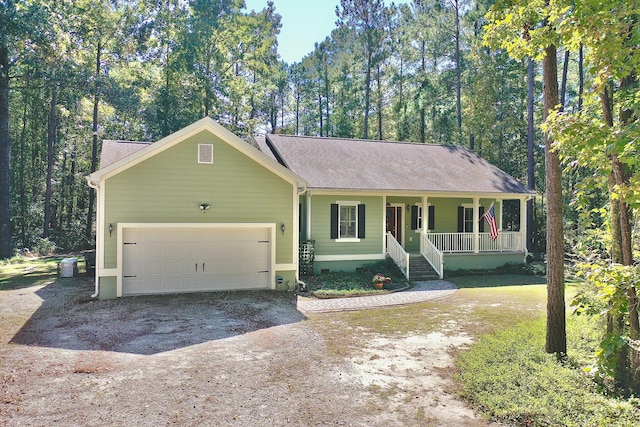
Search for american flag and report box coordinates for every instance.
[483,202,499,241]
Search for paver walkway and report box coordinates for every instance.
[296,280,458,314]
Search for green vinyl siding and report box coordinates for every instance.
[310,195,383,255]
[428,197,498,233]
[102,130,294,268]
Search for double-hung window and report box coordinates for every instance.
[410,204,435,231]
[339,204,357,239]
[463,207,474,233]
[330,202,365,241]
[458,205,485,233]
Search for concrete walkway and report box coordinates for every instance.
[297,280,458,314]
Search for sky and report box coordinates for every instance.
[243,0,409,64]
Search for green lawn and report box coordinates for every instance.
[0,255,88,291]
[0,256,62,290]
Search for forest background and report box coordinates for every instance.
[1,0,640,398]
[0,0,553,254]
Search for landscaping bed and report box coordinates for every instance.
[301,259,410,298]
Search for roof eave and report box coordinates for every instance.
[306,187,535,198]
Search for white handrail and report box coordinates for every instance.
[420,232,444,279]
[386,232,409,279]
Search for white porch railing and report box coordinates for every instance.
[386,232,409,279]
[426,232,524,253]
[420,232,444,279]
[479,232,523,252]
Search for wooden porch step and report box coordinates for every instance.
[409,254,440,281]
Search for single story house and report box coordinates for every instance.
[87,117,534,299]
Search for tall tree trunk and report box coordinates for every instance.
[454,0,462,138]
[0,45,12,259]
[44,85,57,238]
[560,50,569,110]
[600,81,631,390]
[86,41,101,243]
[619,73,640,392]
[66,150,76,228]
[324,64,330,136]
[419,40,426,144]
[318,94,323,137]
[542,44,566,356]
[578,44,584,112]
[527,57,535,254]
[18,75,29,245]
[363,49,372,139]
[419,108,426,143]
[295,85,300,135]
[376,64,382,140]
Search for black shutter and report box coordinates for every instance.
[457,206,464,232]
[357,204,366,238]
[428,205,435,230]
[330,204,338,239]
[479,206,485,232]
[410,206,419,230]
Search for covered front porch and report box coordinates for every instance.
[384,194,528,280]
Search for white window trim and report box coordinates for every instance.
[335,201,360,242]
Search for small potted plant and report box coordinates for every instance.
[372,273,391,290]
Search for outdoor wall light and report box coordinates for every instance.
[109,223,113,237]
[280,223,286,235]
[200,203,210,213]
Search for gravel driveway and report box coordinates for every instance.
[0,277,492,426]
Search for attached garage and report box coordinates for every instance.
[87,118,305,299]
[117,224,275,297]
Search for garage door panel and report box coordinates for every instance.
[122,226,271,296]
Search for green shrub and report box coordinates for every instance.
[31,238,57,257]
[456,317,639,426]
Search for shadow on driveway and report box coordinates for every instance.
[9,278,306,355]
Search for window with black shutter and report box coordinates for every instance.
[330,202,365,240]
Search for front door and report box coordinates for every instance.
[386,206,402,244]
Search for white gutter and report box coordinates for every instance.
[85,177,100,299]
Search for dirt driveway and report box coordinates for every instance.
[0,277,492,426]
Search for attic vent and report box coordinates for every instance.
[198,144,214,164]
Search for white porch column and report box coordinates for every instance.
[382,196,387,254]
[520,197,528,258]
[306,192,312,240]
[422,196,428,233]
[496,198,503,231]
[473,196,480,253]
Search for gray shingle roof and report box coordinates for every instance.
[263,134,533,195]
[252,136,277,161]
[99,140,150,169]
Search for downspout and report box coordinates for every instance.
[86,177,100,298]
[296,185,308,291]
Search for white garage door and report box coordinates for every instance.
[122,226,272,296]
